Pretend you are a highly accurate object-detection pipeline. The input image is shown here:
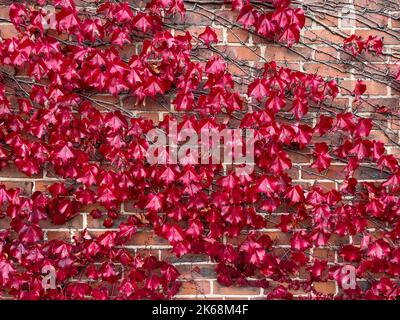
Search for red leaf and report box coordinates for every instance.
[18,223,43,244]
[247,78,268,101]
[199,26,218,47]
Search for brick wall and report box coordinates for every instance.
[0,0,399,299]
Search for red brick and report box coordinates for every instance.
[0,181,32,194]
[264,46,312,62]
[0,164,43,179]
[313,282,336,295]
[40,214,83,229]
[341,80,388,96]
[213,282,261,295]
[176,264,217,281]
[303,63,351,78]
[315,46,338,62]
[46,231,71,241]
[0,23,18,39]
[0,6,9,20]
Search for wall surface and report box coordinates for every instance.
[0,0,399,299]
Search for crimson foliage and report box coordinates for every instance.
[0,0,399,299]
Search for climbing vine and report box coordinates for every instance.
[0,0,399,299]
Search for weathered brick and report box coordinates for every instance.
[178,281,211,296]
[0,164,43,179]
[176,264,217,281]
[0,0,397,301]
[226,27,250,44]
[213,282,261,295]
